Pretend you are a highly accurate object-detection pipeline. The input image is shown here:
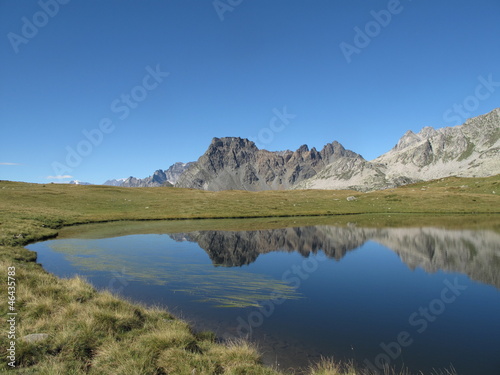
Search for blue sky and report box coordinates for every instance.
[1,0,499,184]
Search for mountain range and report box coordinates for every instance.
[104,108,500,191]
[68,180,92,185]
[104,162,193,188]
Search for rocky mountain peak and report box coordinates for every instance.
[394,130,421,151]
[176,137,362,191]
[294,108,499,191]
[373,107,500,181]
[164,162,195,184]
[297,144,309,153]
[210,137,258,151]
[151,170,167,183]
[68,180,92,185]
[319,140,360,162]
[105,162,193,187]
[417,126,437,139]
[105,108,499,192]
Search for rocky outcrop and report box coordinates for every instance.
[164,162,195,184]
[294,108,500,190]
[102,178,127,186]
[121,170,173,188]
[374,107,500,179]
[175,137,362,191]
[293,156,416,191]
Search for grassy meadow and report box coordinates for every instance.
[1,175,498,374]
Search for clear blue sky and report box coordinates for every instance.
[1,0,499,184]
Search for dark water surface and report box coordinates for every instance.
[27,223,500,374]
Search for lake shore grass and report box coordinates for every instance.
[1,176,497,374]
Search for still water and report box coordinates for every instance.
[27,223,500,374]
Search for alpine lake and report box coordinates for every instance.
[27,217,500,375]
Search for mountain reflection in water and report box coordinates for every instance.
[30,223,500,375]
[171,226,500,289]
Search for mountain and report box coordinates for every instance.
[103,108,499,191]
[68,180,92,185]
[294,108,500,191]
[292,156,414,191]
[374,107,500,180]
[175,137,361,191]
[164,162,195,184]
[121,170,173,188]
[103,178,127,186]
[103,162,193,188]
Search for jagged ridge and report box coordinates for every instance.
[176,137,361,191]
[295,108,500,191]
[104,162,194,188]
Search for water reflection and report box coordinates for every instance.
[29,223,500,374]
[172,226,500,289]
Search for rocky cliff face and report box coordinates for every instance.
[294,108,500,191]
[121,170,173,187]
[175,137,362,191]
[374,107,500,180]
[164,162,195,184]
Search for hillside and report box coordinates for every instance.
[296,108,500,190]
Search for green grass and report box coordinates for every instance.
[1,176,496,374]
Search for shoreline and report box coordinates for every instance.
[1,177,497,373]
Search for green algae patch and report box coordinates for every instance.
[46,237,301,308]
